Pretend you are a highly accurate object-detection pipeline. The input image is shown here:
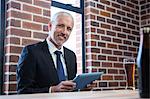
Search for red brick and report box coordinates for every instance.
[119,45,127,50]
[91,27,96,32]
[100,11,110,17]
[123,40,132,45]
[91,34,99,40]
[90,8,99,14]
[43,9,51,17]
[9,55,19,63]
[108,56,117,61]
[122,6,130,12]
[107,19,116,25]
[102,62,112,67]
[91,54,97,60]
[127,13,134,19]
[97,29,105,34]
[128,24,135,29]
[112,14,121,20]
[102,49,112,54]
[34,0,50,9]
[102,75,113,80]
[108,69,118,74]
[23,22,42,30]
[133,42,139,47]
[98,42,106,47]
[117,33,126,38]
[33,15,50,24]
[112,2,120,8]
[16,0,32,4]
[10,46,22,54]
[10,28,31,37]
[117,10,125,16]
[113,38,122,43]
[33,32,48,39]
[107,43,117,49]
[109,82,118,87]
[114,63,123,68]
[90,14,96,20]
[120,82,126,86]
[9,75,16,81]
[101,36,111,42]
[127,2,135,8]
[22,39,39,46]
[5,37,20,45]
[128,47,136,51]
[11,10,32,20]
[113,51,122,55]
[91,21,99,27]
[5,65,16,72]
[106,7,116,13]
[91,41,96,46]
[123,28,131,34]
[97,3,105,9]
[101,23,111,29]
[99,82,107,87]
[131,9,139,15]
[23,4,42,14]
[91,48,100,53]
[114,76,124,80]
[112,26,121,32]
[128,35,135,40]
[132,20,139,25]
[124,52,132,56]
[100,0,110,5]
[118,21,126,27]
[9,1,21,10]
[98,55,106,60]
[10,19,21,27]
[92,61,100,67]
[97,16,105,22]
[119,70,125,74]
[9,84,17,91]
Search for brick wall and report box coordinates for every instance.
[4,0,50,94]
[84,0,140,90]
[3,0,150,94]
[140,0,150,27]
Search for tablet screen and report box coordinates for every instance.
[73,72,103,90]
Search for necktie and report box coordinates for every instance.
[54,51,66,82]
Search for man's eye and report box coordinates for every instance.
[57,24,64,27]
[67,27,72,31]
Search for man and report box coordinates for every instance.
[17,12,77,94]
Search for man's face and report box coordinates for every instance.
[49,15,74,48]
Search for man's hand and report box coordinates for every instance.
[51,81,76,92]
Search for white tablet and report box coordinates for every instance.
[73,72,103,90]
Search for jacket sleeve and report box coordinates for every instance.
[16,46,50,94]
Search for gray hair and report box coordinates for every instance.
[51,11,74,24]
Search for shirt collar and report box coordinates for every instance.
[46,37,64,56]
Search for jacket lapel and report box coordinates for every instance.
[64,47,72,80]
[41,40,59,84]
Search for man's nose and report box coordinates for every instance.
[62,27,68,34]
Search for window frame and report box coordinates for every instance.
[51,0,85,73]
[0,0,6,95]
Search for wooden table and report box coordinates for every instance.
[0,90,140,99]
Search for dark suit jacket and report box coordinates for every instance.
[16,40,77,94]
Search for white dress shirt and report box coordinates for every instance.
[46,38,68,79]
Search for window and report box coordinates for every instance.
[0,0,6,95]
[51,0,85,74]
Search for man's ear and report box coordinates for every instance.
[48,21,52,31]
